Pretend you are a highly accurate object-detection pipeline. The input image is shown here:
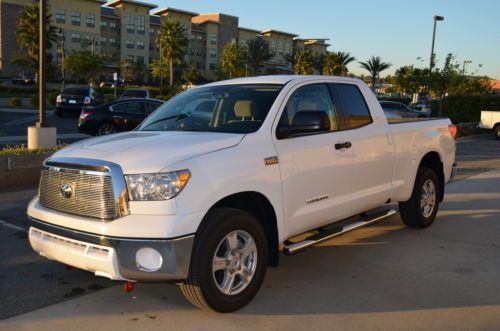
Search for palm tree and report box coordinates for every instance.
[221,42,246,78]
[294,50,314,75]
[15,2,57,83]
[158,19,188,86]
[323,51,356,76]
[245,38,272,75]
[359,56,392,91]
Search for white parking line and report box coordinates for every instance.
[2,115,39,126]
[0,219,27,232]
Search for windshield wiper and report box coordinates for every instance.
[140,113,188,130]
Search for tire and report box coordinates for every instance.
[180,208,268,313]
[494,125,500,140]
[97,122,117,136]
[399,167,441,228]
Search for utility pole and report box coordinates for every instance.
[462,60,472,76]
[427,15,444,95]
[38,0,47,128]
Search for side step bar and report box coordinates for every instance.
[283,209,397,255]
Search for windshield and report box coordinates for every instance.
[62,88,89,96]
[137,84,283,134]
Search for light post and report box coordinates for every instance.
[427,15,444,116]
[462,60,472,76]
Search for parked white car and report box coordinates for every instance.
[478,110,500,139]
[27,75,456,312]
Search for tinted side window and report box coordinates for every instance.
[278,84,339,132]
[144,102,161,114]
[335,84,371,128]
[112,102,144,114]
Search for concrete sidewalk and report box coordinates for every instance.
[1,169,500,331]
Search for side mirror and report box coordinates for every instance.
[277,110,330,139]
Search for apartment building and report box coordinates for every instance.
[0,0,330,81]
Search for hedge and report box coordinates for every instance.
[430,95,500,124]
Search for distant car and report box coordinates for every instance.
[119,88,151,99]
[56,87,103,117]
[379,101,424,118]
[411,103,432,117]
[99,81,114,88]
[12,75,35,86]
[78,98,163,135]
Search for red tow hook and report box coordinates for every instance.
[64,264,74,271]
[124,281,135,292]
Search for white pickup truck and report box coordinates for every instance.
[27,76,456,312]
[479,110,500,139]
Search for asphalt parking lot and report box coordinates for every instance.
[0,134,499,330]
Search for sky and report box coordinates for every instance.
[147,0,500,79]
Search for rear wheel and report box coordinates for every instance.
[399,167,440,228]
[494,125,500,140]
[97,122,117,136]
[180,208,268,313]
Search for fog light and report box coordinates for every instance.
[135,247,163,272]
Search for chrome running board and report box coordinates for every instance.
[283,209,397,255]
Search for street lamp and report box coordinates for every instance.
[462,60,472,76]
[427,15,444,115]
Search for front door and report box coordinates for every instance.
[273,83,354,237]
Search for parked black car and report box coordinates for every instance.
[56,87,104,117]
[78,98,163,135]
[11,75,36,86]
[119,88,151,99]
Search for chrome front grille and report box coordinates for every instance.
[39,166,117,220]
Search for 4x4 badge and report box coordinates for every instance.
[264,156,279,166]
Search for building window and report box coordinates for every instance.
[209,63,216,70]
[100,37,107,46]
[71,33,81,43]
[71,11,81,26]
[209,32,217,46]
[109,22,117,31]
[137,15,145,34]
[55,9,65,24]
[126,40,134,49]
[209,49,216,58]
[136,56,144,65]
[109,38,116,46]
[86,14,95,28]
[100,21,107,29]
[136,41,145,50]
[126,14,134,33]
[150,28,155,35]
[127,55,134,62]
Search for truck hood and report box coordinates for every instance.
[52,131,245,173]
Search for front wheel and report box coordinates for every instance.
[399,167,441,228]
[97,122,117,136]
[180,208,268,313]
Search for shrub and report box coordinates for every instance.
[430,95,500,124]
[47,90,59,106]
[0,144,64,156]
[8,96,22,108]
[30,94,38,107]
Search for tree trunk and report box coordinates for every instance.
[372,73,376,91]
[169,59,174,86]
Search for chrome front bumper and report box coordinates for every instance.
[28,217,194,282]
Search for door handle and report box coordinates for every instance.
[334,141,352,150]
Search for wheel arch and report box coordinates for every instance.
[199,191,280,267]
[418,151,445,201]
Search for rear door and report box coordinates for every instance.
[330,83,394,212]
[273,83,354,237]
[109,101,147,131]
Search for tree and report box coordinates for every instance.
[150,58,168,80]
[245,38,272,75]
[182,64,200,83]
[323,52,341,76]
[120,60,135,83]
[221,42,246,78]
[393,65,427,96]
[64,51,102,84]
[15,2,57,82]
[294,50,314,75]
[158,19,188,86]
[359,56,392,91]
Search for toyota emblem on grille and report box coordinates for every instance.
[59,183,73,199]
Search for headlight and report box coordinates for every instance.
[125,170,190,201]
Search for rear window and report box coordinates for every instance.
[122,90,147,98]
[62,88,89,96]
[335,84,372,128]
